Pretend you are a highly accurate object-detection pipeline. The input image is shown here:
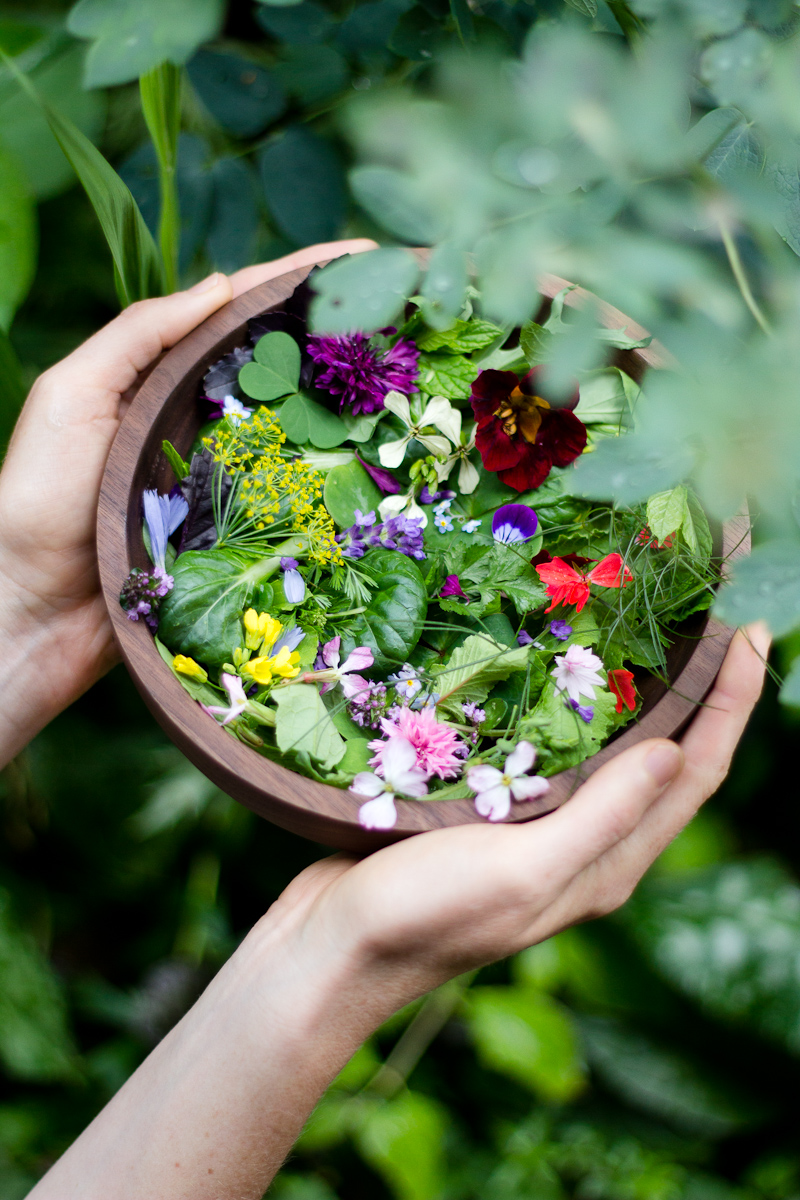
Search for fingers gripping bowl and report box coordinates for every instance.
[98,262,748,852]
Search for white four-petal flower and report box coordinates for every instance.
[351,736,429,829]
[466,741,550,822]
[378,391,461,470]
[435,414,480,494]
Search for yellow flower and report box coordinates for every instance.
[243,609,282,652]
[172,655,208,682]
[241,646,300,685]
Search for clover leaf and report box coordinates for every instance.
[239,330,301,402]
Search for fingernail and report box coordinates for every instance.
[645,743,683,787]
[188,272,222,295]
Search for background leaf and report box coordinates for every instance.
[0,145,35,331]
[259,127,346,247]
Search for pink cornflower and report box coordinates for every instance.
[369,706,465,780]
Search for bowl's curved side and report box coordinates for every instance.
[98,265,749,852]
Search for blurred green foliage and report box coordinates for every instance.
[3,1,800,1198]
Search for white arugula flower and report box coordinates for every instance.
[435,415,480,494]
[378,391,461,470]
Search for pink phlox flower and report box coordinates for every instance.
[351,737,429,830]
[315,636,374,694]
[551,644,606,704]
[369,706,465,780]
[202,673,248,726]
[466,741,550,822]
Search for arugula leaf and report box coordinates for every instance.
[433,634,528,716]
[416,352,479,399]
[274,685,346,770]
[522,683,632,776]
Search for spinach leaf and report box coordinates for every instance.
[158,547,276,669]
[341,548,427,673]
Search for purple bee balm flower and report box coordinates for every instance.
[441,574,469,601]
[549,619,573,640]
[308,329,419,416]
[492,503,539,546]
[356,454,402,495]
[419,485,456,505]
[568,698,594,723]
[517,630,534,646]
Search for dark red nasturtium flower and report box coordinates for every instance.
[470,367,587,491]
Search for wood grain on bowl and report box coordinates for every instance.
[97,262,749,851]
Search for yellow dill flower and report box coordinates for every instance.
[243,609,282,652]
[242,646,300,685]
[173,655,208,682]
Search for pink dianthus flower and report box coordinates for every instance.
[369,706,465,780]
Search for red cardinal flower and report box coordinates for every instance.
[608,668,637,714]
[535,552,633,613]
[470,367,587,492]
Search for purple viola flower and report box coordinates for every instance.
[441,574,469,601]
[281,560,305,604]
[568,698,594,723]
[356,454,402,495]
[517,630,534,646]
[143,488,189,573]
[492,503,539,546]
[549,619,573,641]
[419,485,456,505]
[307,329,419,416]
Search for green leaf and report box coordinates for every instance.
[350,165,444,245]
[416,352,479,399]
[273,44,349,106]
[323,460,383,527]
[704,114,764,183]
[1,49,163,305]
[565,0,598,15]
[389,8,445,59]
[572,432,693,505]
[187,48,286,138]
[162,439,190,481]
[519,321,553,367]
[574,368,636,429]
[418,243,468,330]
[356,1091,449,1200]
[646,485,689,545]
[416,317,503,355]
[0,144,35,331]
[342,548,427,673]
[682,488,713,558]
[0,890,79,1082]
[239,331,301,403]
[139,61,181,292]
[158,548,278,669]
[67,0,225,88]
[259,127,346,247]
[255,1,335,42]
[700,28,772,108]
[433,634,528,716]
[0,326,25,445]
[274,685,346,770]
[278,394,350,449]
[714,540,800,635]
[523,683,625,777]
[153,635,221,706]
[780,651,800,706]
[206,157,261,274]
[0,42,105,201]
[310,249,421,335]
[465,986,585,1102]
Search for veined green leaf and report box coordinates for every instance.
[139,61,181,293]
[433,634,528,715]
[0,49,163,305]
[274,685,346,770]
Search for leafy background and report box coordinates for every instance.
[3,0,800,1197]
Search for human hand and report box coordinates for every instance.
[0,239,376,765]
[264,625,769,1028]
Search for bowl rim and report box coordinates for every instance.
[97,260,749,849]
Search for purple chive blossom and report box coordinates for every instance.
[441,574,469,601]
[517,630,535,646]
[419,485,456,505]
[119,567,173,629]
[308,329,419,416]
[356,454,402,495]
[568,698,594,723]
[492,503,539,546]
[143,488,189,573]
[281,557,305,604]
[549,619,573,640]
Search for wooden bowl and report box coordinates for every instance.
[97,263,749,851]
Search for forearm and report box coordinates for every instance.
[28,912,379,1200]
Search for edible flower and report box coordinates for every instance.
[387,664,423,702]
[567,698,594,723]
[173,655,208,682]
[492,503,539,545]
[467,741,550,822]
[549,619,573,640]
[308,329,420,416]
[202,673,248,726]
[351,736,430,830]
[242,644,301,685]
[440,574,469,601]
[281,557,306,603]
[463,519,482,534]
[535,553,633,613]
[356,454,402,494]
[551,644,606,703]
[470,367,586,491]
[369,707,465,780]
[211,394,252,424]
[143,488,189,574]
[313,636,374,694]
[378,392,461,470]
[608,668,637,714]
[434,414,480,495]
[243,609,282,652]
[240,611,304,683]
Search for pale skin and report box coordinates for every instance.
[0,239,767,1199]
